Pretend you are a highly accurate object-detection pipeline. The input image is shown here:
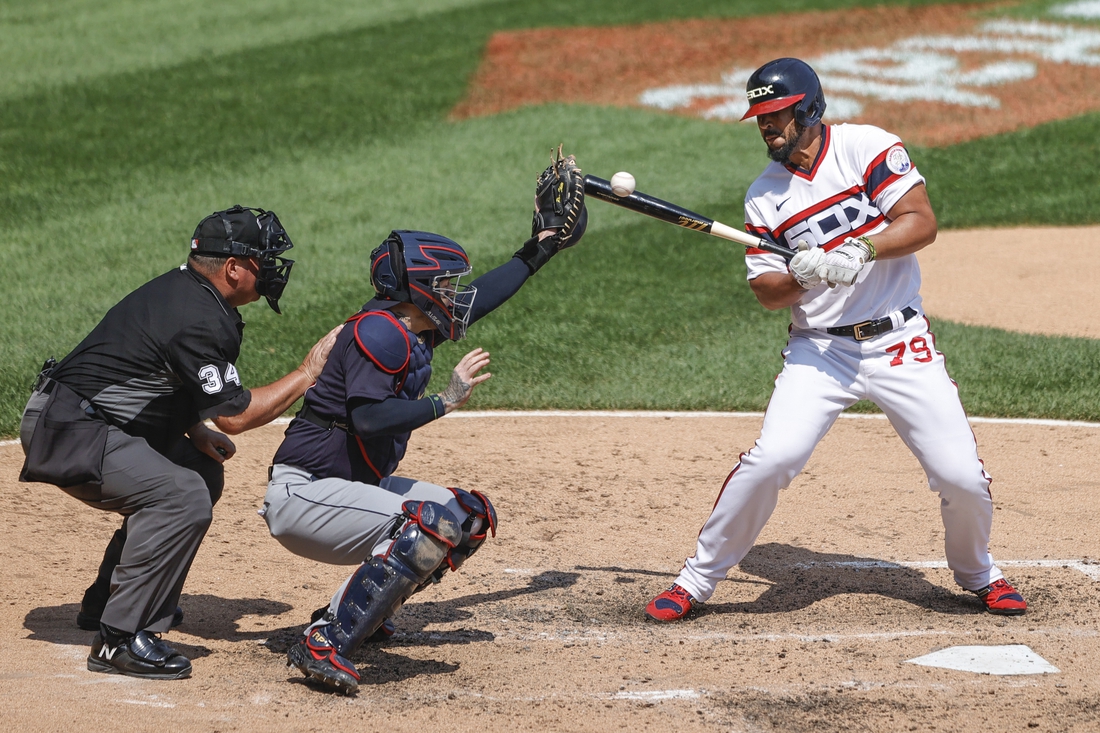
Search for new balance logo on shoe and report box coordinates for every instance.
[87,631,192,680]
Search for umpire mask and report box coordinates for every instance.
[191,205,296,314]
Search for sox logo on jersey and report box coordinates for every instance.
[782,190,881,249]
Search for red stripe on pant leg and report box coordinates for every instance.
[683,452,748,566]
[924,316,994,499]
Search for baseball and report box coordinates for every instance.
[610,171,636,197]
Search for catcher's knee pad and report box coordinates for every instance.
[324,500,461,656]
[434,488,497,578]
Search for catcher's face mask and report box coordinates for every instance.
[191,204,296,314]
[370,231,477,341]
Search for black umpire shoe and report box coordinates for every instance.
[87,630,192,680]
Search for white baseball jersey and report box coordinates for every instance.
[743,123,925,330]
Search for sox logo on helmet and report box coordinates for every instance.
[740,57,827,126]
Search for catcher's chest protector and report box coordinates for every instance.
[349,310,433,398]
[401,339,432,400]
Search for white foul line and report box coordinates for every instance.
[4,410,1098,448]
[444,411,1100,429]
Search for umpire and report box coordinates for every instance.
[19,205,340,681]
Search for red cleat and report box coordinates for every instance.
[973,578,1027,616]
[645,584,696,622]
[287,629,360,695]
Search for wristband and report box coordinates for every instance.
[428,394,445,419]
[857,235,876,261]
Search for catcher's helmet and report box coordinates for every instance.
[191,205,295,314]
[370,230,477,341]
[740,58,826,126]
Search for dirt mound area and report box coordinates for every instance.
[453,4,1100,146]
[3,412,1098,732]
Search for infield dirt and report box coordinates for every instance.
[3,411,1099,732]
[3,228,1099,732]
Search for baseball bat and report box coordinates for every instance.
[583,175,794,261]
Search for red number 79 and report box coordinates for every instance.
[886,336,933,366]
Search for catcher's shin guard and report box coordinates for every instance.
[436,488,497,578]
[325,500,461,656]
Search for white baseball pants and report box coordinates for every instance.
[676,315,1003,602]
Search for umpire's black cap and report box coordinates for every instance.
[191,205,265,257]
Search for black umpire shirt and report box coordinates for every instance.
[50,263,251,454]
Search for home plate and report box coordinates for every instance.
[906,645,1059,675]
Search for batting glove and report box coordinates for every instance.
[819,236,874,287]
[789,240,825,289]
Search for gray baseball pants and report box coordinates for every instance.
[263,464,472,625]
[22,391,215,634]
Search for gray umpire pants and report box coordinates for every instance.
[22,391,214,634]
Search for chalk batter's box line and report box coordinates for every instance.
[505,558,1100,582]
[790,559,1100,582]
[403,625,1099,645]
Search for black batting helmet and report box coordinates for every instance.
[369,230,477,341]
[191,205,295,314]
[740,58,827,126]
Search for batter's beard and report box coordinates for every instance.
[767,122,807,164]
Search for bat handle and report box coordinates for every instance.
[710,221,794,261]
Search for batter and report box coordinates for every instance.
[645,58,1026,622]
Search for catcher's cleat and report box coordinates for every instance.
[645,584,697,622]
[87,630,192,680]
[287,628,360,695]
[972,578,1027,616]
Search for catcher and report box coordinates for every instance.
[262,149,587,694]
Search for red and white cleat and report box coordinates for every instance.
[645,583,697,622]
[973,578,1027,616]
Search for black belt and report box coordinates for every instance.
[826,307,919,341]
[297,404,349,433]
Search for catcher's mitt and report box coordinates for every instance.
[532,144,586,247]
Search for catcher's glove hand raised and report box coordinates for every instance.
[532,144,586,246]
[515,145,588,275]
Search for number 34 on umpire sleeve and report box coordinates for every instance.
[198,363,242,394]
[885,337,934,367]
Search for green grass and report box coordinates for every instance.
[916,114,1100,228]
[3,0,1098,436]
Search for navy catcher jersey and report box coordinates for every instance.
[50,264,250,453]
[272,304,434,483]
